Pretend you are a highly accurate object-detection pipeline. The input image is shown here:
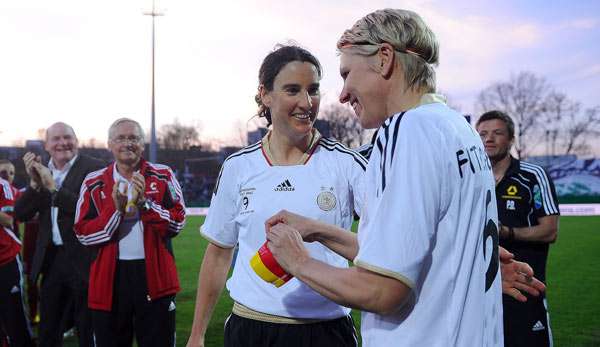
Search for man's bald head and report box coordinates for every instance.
[44,122,79,169]
[45,122,77,142]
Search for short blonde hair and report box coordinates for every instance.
[337,9,439,92]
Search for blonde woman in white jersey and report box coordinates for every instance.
[186,45,366,347]
[266,9,546,347]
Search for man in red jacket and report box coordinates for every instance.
[74,118,186,347]
[0,176,35,346]
[0,159,40,328]
[0,160,21,234]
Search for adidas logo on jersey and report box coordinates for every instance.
[274,179,295,191]
[532,320,545,331]
[10,285,19,294]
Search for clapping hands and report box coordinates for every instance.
[23,152,55,191]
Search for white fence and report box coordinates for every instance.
[558,204,600,216]
[186,204,600,217]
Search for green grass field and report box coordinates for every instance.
[545,216,600,346]
[61,215,599,346]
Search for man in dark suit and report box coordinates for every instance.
[15,122,104,347]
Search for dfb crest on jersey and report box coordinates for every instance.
[317,190,336,211]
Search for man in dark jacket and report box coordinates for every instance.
[477,111,559,347]
[15,122,104,347]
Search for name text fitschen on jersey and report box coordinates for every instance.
[456,145,492,178]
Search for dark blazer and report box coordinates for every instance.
[15,154,104,283]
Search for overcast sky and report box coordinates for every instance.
[1,0,598,148]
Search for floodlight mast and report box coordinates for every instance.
[143,0,164,162]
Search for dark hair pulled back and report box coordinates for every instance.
[255,45,322,126]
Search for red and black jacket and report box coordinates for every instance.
[0,178,19,266]
[74,159,186,311]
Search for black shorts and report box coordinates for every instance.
[91,260,176,347]
[503,294,552,347]
[224,313,358,347]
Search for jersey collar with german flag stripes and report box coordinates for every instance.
[261,129,321,166]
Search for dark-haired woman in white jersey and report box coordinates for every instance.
[186,45,366,347]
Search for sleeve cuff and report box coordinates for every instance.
[354,259,416,289]
[199,226,236,249]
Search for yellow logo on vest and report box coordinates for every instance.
[507,185,518,196]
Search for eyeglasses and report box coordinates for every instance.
[112,135,143,144]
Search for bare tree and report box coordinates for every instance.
[11,138,25,147]
[477,72,600,157]
[82,137,101,148]
[476,71,551,159]
[317,103,365,148]
[158,119,201,150]
[37,128,46,140]
[535,91,600,156]
[563,106,600,155]
[233,119,249,147]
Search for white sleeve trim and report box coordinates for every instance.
[520,162,559,215]
[199,225,237,249]
[354,259,415,289]
[76,211,122,245]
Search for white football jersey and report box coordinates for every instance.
[201,134,367,319]
[355,96,503,346]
